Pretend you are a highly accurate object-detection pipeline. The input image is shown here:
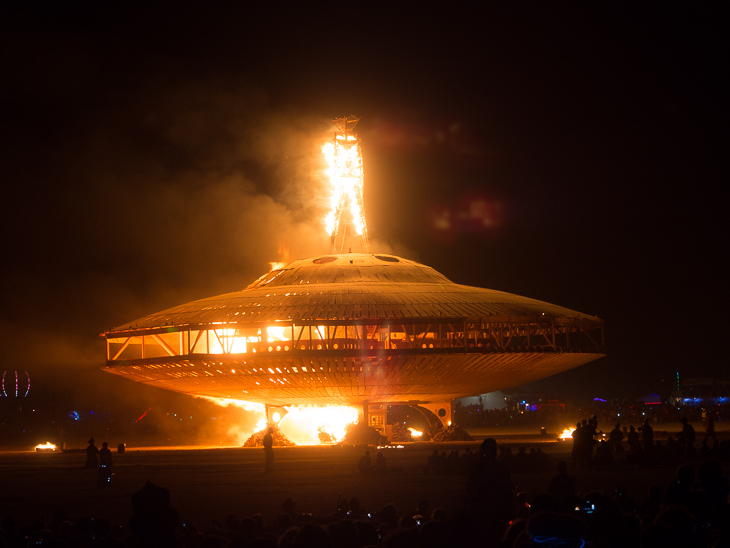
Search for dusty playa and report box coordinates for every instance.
[3,432,727,529]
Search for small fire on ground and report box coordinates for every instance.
[35,442,57,452]
[559,427,576,440]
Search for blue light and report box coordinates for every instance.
[68,411,80,421]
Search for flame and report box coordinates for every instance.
[322,120,369,252]
[266,326,289,342]
[198,397,266,445]
[199,397,358,446]
[269,262,286,271]
[408,427,423,438]
[559,427,576,439]
[279,406,359,445]
[35,442,57,452]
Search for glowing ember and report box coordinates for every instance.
[322,116,370,253]
[559,427,576,440]
[408,427,423,438]
[35,442,57,452]
[279,406,359,445]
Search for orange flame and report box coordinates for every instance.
[198,397,267,445]
[280,406,359,445]
[200,397,359,446]
[323,120,369,252]
[559,427,576,439]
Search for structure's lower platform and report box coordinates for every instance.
[104,351,604,406]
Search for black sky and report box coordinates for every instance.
[1,3,728,407]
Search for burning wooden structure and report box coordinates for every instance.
[101,253,604,431]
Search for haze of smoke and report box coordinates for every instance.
[2,68,415,444]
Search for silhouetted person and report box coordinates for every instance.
[85,438,99,469]
[640,420,653,452]
[129,481,179,547]
[263,427,274,473]
[99,441,112,466]
[679,417,696,461]
[466,438,513,546]
[349,496,362,519]
[373,451,387,473]
[609,423,624,452]
[357,450,372,474]
[514,446,528,471]
[570,423,583,470]
[547,461,577,512]
[97,442,112,487]
[584,417,601,462]
[640,484,664,523]
[427,450,439,474]
[595,439,613,466]
[436,451,448,475]
[379,502,399,535]
[627,425,640,452]
[703,410,716,443]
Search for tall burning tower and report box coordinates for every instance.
[323,116,370,254]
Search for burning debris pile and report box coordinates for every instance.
[340,422,388,446]
[35,442,58,452]
[318,427,335,444]
[390,423,415,442]
[243,426,296,448]
[428,424,474,442]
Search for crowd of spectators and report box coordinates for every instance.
[424,446,551,476]
[2,434,729,548]
[454,401,730,431]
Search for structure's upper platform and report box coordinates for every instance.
[247,254,451,288]
[106,254,601,335]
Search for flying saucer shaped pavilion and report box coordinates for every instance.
[102,253,604,419]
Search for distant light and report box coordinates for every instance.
[594,398,606,402]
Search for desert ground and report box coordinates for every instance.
[2,422,728,529]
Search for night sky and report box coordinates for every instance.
[2,3,727,414]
